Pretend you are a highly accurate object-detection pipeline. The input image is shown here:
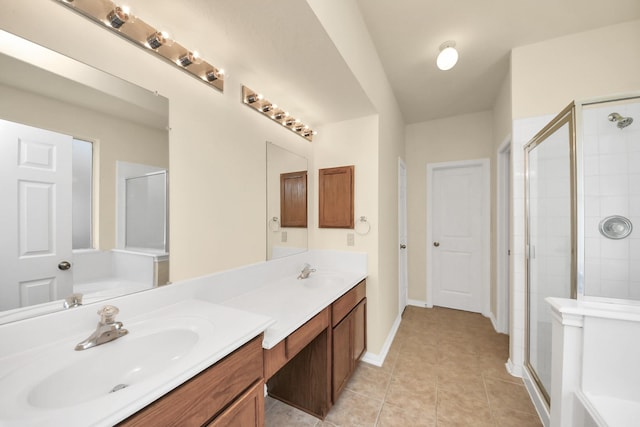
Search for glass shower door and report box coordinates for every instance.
[524,104,577,405]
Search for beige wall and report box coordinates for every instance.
[308,0,406,354]
[405,111,494,303]
[512,19,640,119]
[0,83,168,251]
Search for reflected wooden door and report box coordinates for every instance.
[0,119,73,310]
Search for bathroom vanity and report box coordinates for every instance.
[117,335,265,426]
[264,279,366,418]
[0,250,367,426]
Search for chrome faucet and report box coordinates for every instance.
[75,305,128,351]
[297,263,316,280]
[63,293,83,309]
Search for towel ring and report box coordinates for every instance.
[355,216,371,235]
[268,216,281,232]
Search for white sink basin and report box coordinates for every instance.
[301,272,344,288]
[28,328,199,408]
[0,299,274,427]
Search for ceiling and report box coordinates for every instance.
[114,1,640,127]
[355,0,640,123]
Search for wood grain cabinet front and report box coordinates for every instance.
[117,335,264,427]
[332,280,366,403]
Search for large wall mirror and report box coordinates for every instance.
[266,142,308,260]
[0,30,169,324]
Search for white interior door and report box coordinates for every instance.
[0,119,73,310]
[427,159,489,314]
[398,158,408,313]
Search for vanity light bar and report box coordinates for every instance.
[55,0,225,91]
[242,86,317,142]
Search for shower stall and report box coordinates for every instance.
[524,93,639,411]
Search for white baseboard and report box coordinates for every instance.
[506,358,523,377]
[361,313,402,367]
[407,299,427,307]
[489,312,499,332]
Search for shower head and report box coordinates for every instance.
[608,112,634,129]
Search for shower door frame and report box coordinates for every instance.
[523,102,578,408]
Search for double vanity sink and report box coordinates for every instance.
[0,250,367,426]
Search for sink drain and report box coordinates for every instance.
[109,384,129,393]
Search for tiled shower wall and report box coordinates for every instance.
[582,100,640,301]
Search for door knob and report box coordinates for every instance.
[58,261,71,271]
[433,242,440,247]
[400,244,407,249]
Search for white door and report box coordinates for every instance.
[398,158,408,313]
[427,159,489,314]
[0,119,73,310]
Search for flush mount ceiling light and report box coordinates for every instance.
[436,41,459,71]
[54,0,225,91]
[242,86,316,142]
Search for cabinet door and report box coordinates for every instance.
[319,165,354,228]
[332,315,352,400]
[208,381,264,427]
[352,299,366,362]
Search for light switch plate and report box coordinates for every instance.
[347,233,355,246]
[281,231,288,242]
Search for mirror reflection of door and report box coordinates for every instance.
[0,119,75,310]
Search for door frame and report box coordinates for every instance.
[496,137,512,334]
[426,158,490,316]
[398,157,408,315]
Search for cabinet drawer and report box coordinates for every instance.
[332,280,366,327]
[286,307,329,358]
[207,380,264,427]
[118,335,263,427]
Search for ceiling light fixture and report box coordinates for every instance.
[436,41,458,71]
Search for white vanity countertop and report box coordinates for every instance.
[0,299,273,427]
[221,270,367,349]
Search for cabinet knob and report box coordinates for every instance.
[400,244,407,249]
[433,242,440,247]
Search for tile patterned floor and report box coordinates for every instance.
[265,306,542,426]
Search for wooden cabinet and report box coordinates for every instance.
[319,165,354,228]
[332,280,366,402]
[264,308,331,419]
[207,381,264,427]
[118,335,264,427]
[263,279,367,420]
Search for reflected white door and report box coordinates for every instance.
[0,119,73,310]
[428,160,489,313]
[398,159,408,313]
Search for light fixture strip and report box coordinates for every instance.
[242,86,316,142]
[55,0,224,91]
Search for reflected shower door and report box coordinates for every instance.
[125,171,167,252]
[524,105,577,405]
